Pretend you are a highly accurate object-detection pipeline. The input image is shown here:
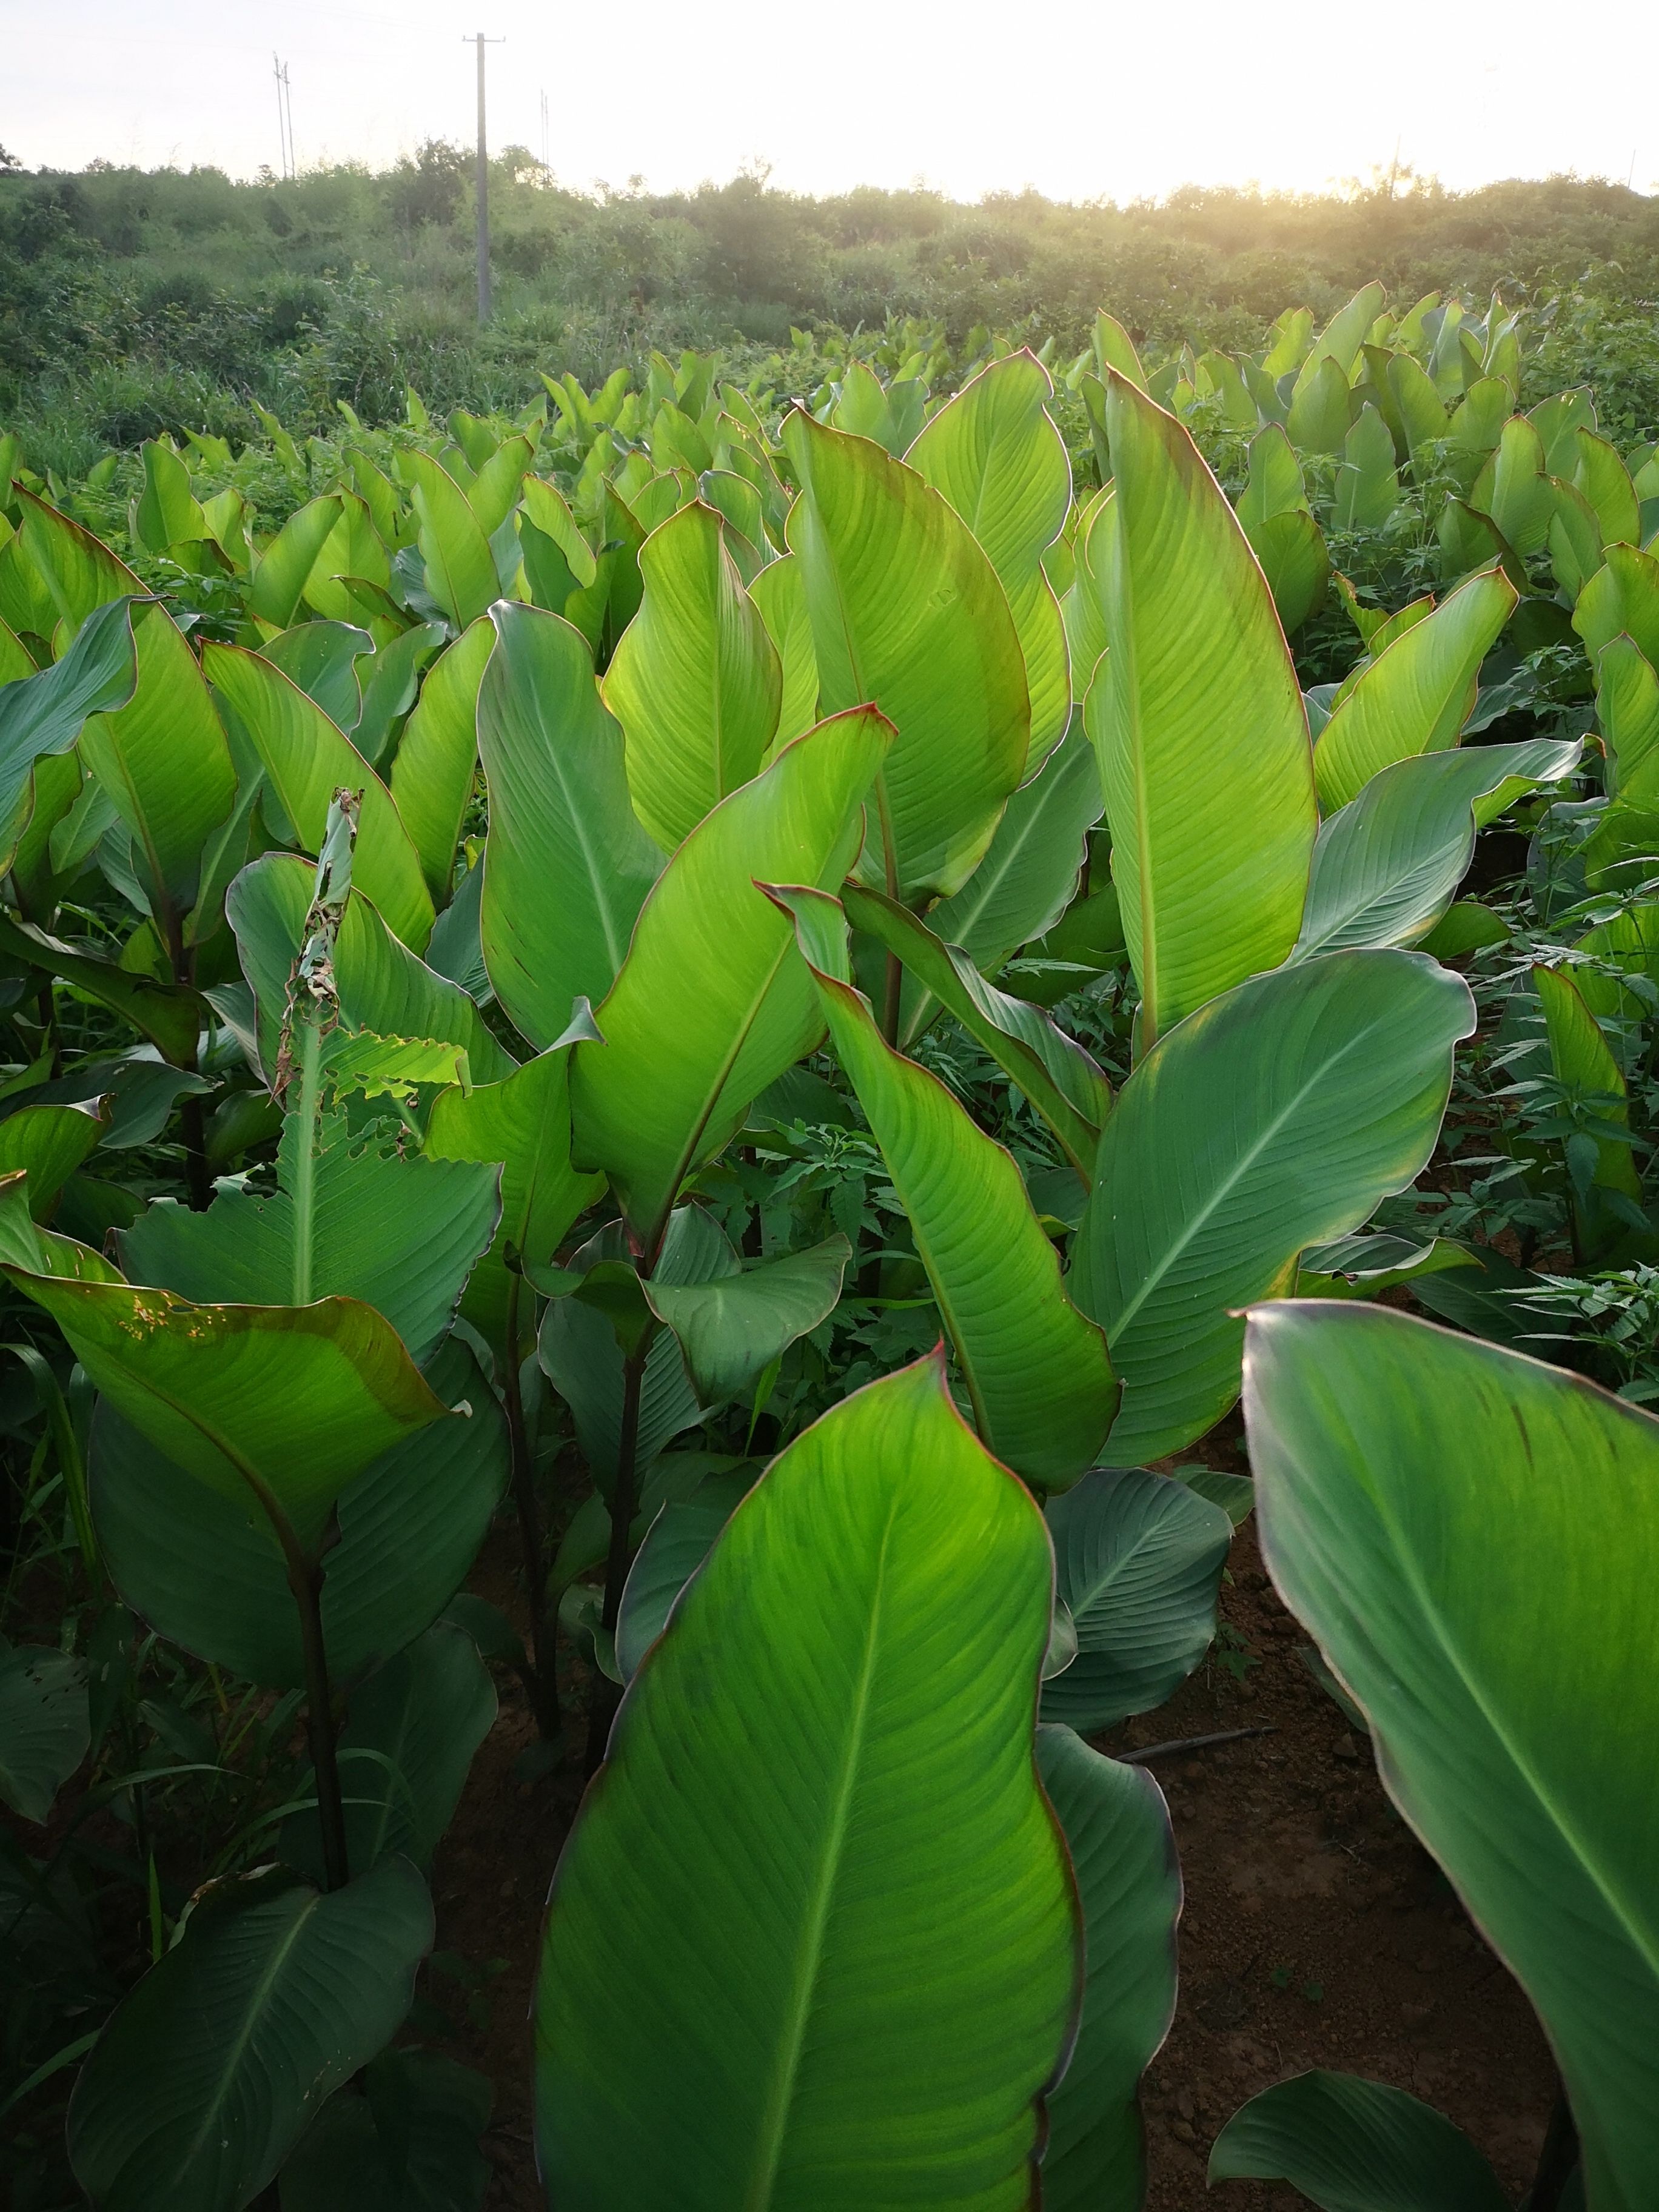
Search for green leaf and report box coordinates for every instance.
[1574,429,1641,553]
[121,1105,500,1366]
[603,500,782,850]
[1242,1299,1659,2208]
[0,1099,109,1216]
[67,1855,432,2212]
[1247,508,1330,634]
[783,409,1030,902]
[0,595,139,869]
[1293,738,1583,958]
[386,617,489,903]
[133,438,205,552]
[773,883,1117,1489]
[645,1234,850,1404]
[0,1646,88,1823]
[1596,635,1659,800]
[1471,416,1554,556]
[1575,543,1659,670]
[1208,2070,1509,2210]
[926,716,1102,974]
[226,851,512,1087]
[79,605,237,919]
[1036,1727,1178,2212]
[477,602,663,1050]
[1312,566,1517,814]
[571,707,890,1256]
[750,554,820,747]
[0,910,205,1065]
[278,2049,492,2212]
[426,1045,605,1344]
[92,1338,507,1687]
[1085,374,1315,1046]
[261,622,374,733]
[909,350,1073,769]
[16,486,145,631]
[843,883,1110,1178]
[535,1353,1079,2208]
[280,1623,495,1880]
[204,644,434,953]
[1077,951,1473,1462]
[613,1470,754,1679]
[538,1292,702,1498]
[9,1257,453,1555]
[250,495,345,631]
[1535,963,1640,1198]
[354,621,444,769]
[1041,1469,1232,1729]
[1332,405,1399,531]
[401,453,500,631]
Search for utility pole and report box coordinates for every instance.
[272,55,294,180]
[464,33,504,325]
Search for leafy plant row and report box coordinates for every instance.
[1,280,1655,2210]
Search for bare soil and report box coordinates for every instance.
[433,1490,1558,2208]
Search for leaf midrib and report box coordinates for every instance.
[743,1500,895,2210]
[168,1890,318,2187]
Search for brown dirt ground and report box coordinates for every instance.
[432,1444,1558,2209]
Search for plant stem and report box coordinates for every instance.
[179,1093,212,1212]
[585,1335,648,1775]
[286,1536,349,1892]
[880,947,903,1050]
[36,980,61,1079]
[503,1269,561,1744]
[1523,2087,1580,2212]
[290,1010,323,1304]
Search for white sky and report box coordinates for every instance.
[2,0,1655,204]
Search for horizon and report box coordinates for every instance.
[4,0,1655,208]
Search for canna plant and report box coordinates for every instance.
[2,278,1654,2210]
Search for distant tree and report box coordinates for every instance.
[387,140,469,231]
[0,146,23,175]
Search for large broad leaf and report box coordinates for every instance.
[0,1099,109,1216]
[844,883,1110,1178]
[1242,1301,1659,2209]
[402,453,499,630]
[92,1339,506,1688]
[603,500,782,850]
[751,554,820,746]
[121,1106,500,1367]
[477,602,663,1049]
[387,617,491,902]
[204,644,434,953]
[1208,2070,1510,2210]
[278,2049,492,2212]
[1041,1467,1233,1729]
[16,486,145,630]
[613,1467,755,1680]
[571,708,890,1258]
[250,495,346,631]
[538,1292,703,1496]
[79,605,237,920]
[0,595,139,869]
[0,910,206,1065]
[1575,543,1659,669]
[226,853,512,1087]
[773,883,1117,1490]
[1076,950,1473,1462]
[1312,567,1518,813]
[644,1234,850,1404]
[1293,737,1583,958]
[67,1855,432,2212]
[1085,374,1315,1046]
[783,409,1030,902]
[908,350,1072,769]
[535,1353,1079,2209]
[7,1244,452,1555]
[261,622,373,732]
[1036,1727,1178,2212]
[426,1046,605,1344]
[926,716,1102,974]
[280,1623,495,1881]
[1597,635,1659,801]
[0,1645,88,1823]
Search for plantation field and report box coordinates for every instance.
[2,276,1658,2211]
